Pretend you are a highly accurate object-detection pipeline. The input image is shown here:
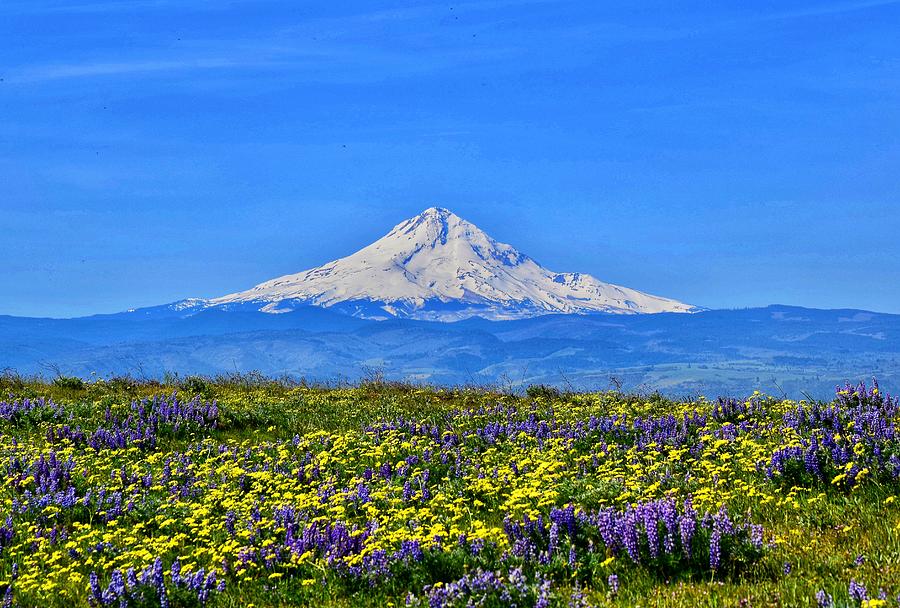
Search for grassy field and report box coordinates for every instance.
[0,372,897,607]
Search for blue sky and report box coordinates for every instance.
[1,0,899,317]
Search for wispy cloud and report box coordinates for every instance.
[5,1,530,86]
[0,0,254,15]
[8,41,520,85]
[2,0,561,16]
[10,56,305,83]
[8,0,896,86]
[760,0,900,20]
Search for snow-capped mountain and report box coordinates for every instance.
[167,207,699,321]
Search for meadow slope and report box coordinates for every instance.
[0,374,897,607]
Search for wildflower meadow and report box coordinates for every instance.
[0,374,897,607]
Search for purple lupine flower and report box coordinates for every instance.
[642,506,660,559]
[125,568,138,590]
[608,574,619,596]
[568,582,592,608]
[749,524,763,551]
[618,510,640,563]
[534,573,552,608]
[709,527,721,570]
[87,571,102,603]
[109,569,126,600]
[679,499,697,559]
[849,579,868,602]
[815,590,833,608]
[548,522,559,554]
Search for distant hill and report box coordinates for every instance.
[3,305,898,399]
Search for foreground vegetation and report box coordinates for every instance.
[0,372,897,607]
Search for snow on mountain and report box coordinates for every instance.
[191,207,699,321]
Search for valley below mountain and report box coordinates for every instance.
[3,305,898,399]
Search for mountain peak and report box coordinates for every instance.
[403,207,459,230]
[420,206,454,218]
[206,207,699,320]
[389,207,469,243]
[389,206,461,238]
[377,207,527,271]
